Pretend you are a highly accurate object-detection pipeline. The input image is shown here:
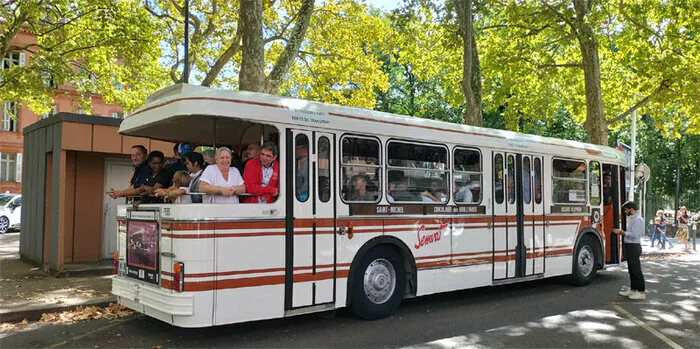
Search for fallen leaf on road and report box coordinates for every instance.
[152,346,163,349]
[39,304,134,324]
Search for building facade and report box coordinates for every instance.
[1,28,126,193]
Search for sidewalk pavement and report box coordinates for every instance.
[640,234,697,257]
[0,233,115,323]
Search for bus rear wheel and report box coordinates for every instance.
[350,246,406,320]
[571,236,598,286]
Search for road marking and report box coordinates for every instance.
[48,316,140,348]
[612,304,684,349]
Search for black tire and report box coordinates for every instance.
[570,236,598,286]
[0,216,9,234]
[349,245,406,320]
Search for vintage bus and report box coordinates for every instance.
[112,84,627,328]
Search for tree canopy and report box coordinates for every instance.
[1,0,168,113]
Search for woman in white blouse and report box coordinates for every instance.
[198,147,246,204]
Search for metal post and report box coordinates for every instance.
[629,109,637,202]
[183,0,190,84]
[674,139,681,234]
[639,178,648,221]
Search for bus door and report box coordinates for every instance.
[521,155,540,276]
[495,152,528,280]
[492,152,507,279]
[532,157,545,274]
[285,129,337,311]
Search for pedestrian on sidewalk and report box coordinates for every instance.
[655,210,673,249]
[676,206,691,251]
[614,201,646,300]
[650,217,662,248]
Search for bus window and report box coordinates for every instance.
[494,154,504,204]
[589,161,601,206]
[534,158,542,204]
[453,148,482,204]
[507,155,515,204]
[318,137,331,203]
[387,141,448,203]
[552,158,587,205]
[341,136,381,203]
[523,157,531,205]
[295,134,309,202]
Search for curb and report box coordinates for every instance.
[53,267,113,278]
[0,297,117,323]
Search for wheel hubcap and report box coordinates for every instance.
[0,217,8,232]
[363,258,396,304]
[578,246,594,277]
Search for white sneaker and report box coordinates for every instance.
[628,292,646,300]
[619,289,635,297]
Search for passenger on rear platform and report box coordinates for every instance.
[109,151,170,202]
[155,171,192,203]
[242,142,280,203]
[198,147,246,204]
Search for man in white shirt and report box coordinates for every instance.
[614,201,646,300]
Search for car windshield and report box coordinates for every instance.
[0,195,14,206]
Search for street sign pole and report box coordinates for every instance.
[629,109,636,202]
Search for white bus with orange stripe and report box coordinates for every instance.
[112,84,628,327]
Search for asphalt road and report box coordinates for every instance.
[2,255,698,349]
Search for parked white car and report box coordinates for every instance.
[0,193,21,234]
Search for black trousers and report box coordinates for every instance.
[624,243,645,292]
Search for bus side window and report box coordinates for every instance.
[552,158,587,205]
[387,141,448,203]
[523,157,531,205]
[318,137,331,203]
[507,155,515,204]
[453,148,482,204]
[494,154,504,204]
[340,136,381,203]
[295,134,310,202]
[589,161,601,206]
[534,158,542,204]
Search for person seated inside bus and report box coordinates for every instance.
[242,142,280,204]
[454,180,475,203]
[386,170,421,203]
[155,170,192,203]
[296,137,310,201]
[349,174,377,201]
[569,182,587,203]
[109,151,170,201]
[198,147,246,204]
[153,152,207,203]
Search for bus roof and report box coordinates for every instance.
[120,84,626,165]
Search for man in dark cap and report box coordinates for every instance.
[614,201,646,300]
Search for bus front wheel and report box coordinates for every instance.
[571,236,598,286]
[349,245,406,320]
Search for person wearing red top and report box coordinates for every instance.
[242,142,280,203]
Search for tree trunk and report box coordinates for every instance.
[265,0,315,93]
[455,0,483,126]
[573,0,606,145]
[239,0,266,92]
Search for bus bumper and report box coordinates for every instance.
[112,276,194,321]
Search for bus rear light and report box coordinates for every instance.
[173,262,184,292]
[113,253,119,274]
